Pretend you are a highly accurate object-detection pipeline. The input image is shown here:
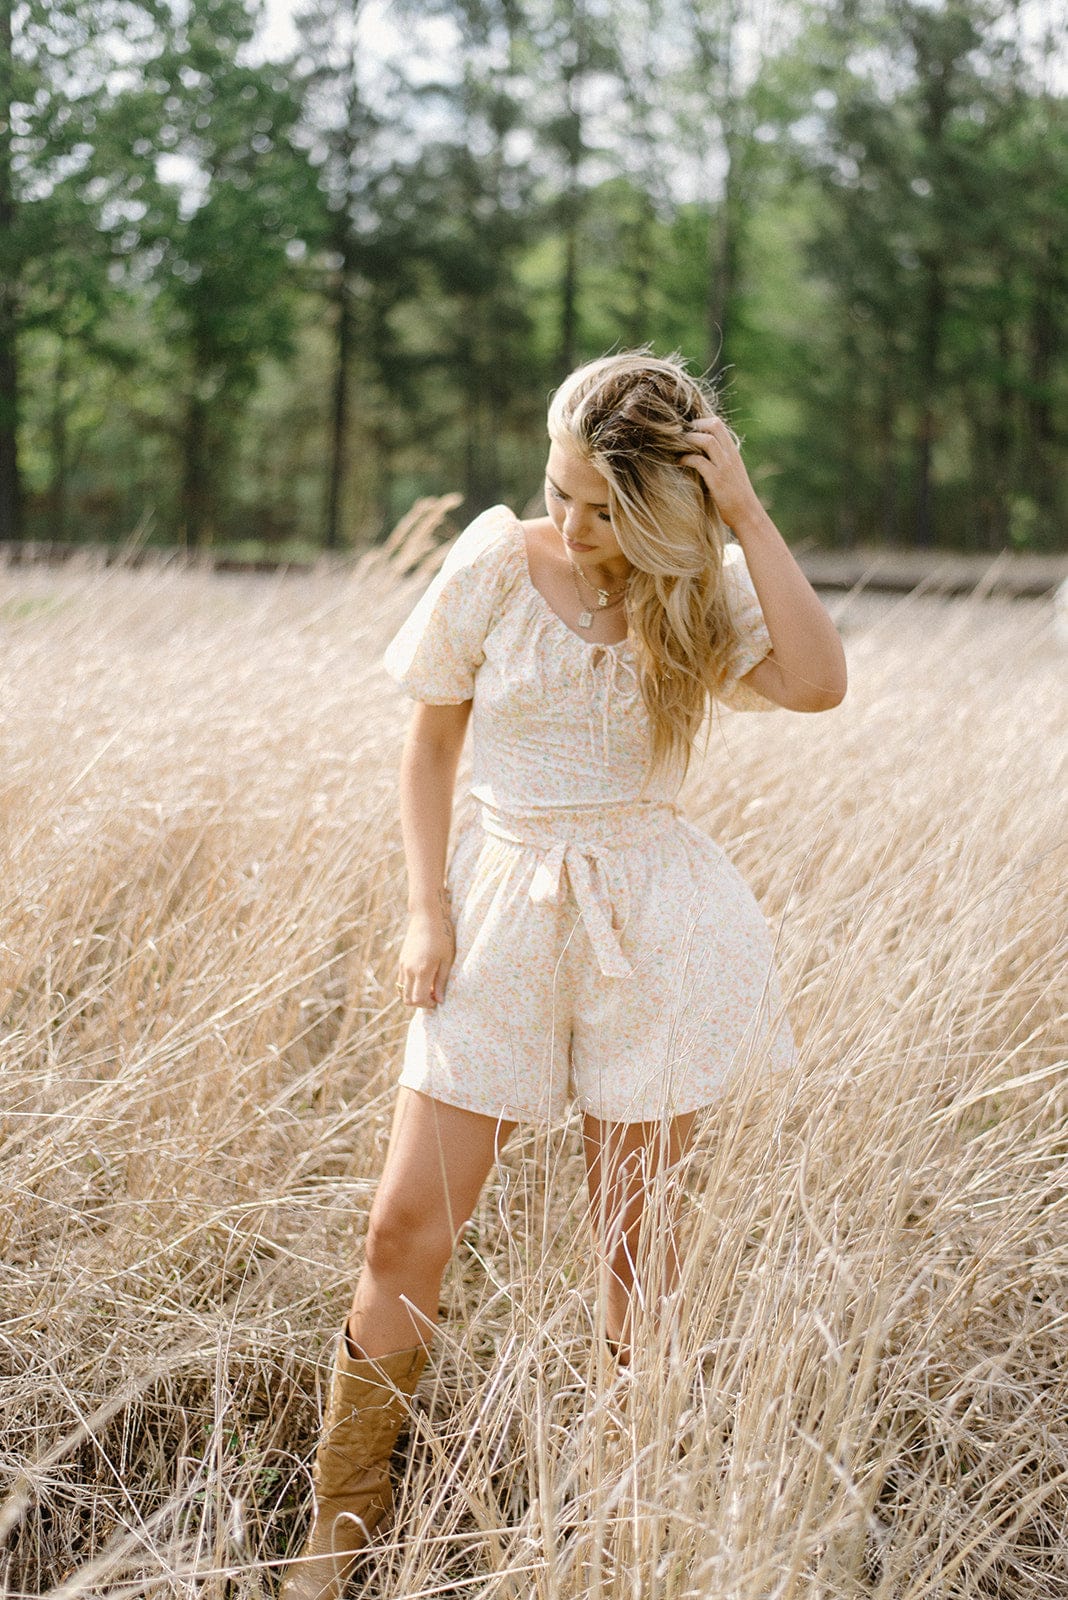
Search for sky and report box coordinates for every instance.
[260,0,299,54]
[251,0,458,93]
[255,0,416,64]
[253,0,1066,90]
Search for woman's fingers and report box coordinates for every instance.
[405,965,437,1008]
[396,913,455,1008]
[687,414,729,436]
[414,981,438,1008]
[426,950,456,1006]
[399,958,454,1008]
[682,425,728,463]
[680,421,760,527]
[434,949,455,1004]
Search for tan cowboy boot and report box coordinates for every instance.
[279,1329,428,1600]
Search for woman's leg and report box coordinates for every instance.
[280,1090,515,1600]
[348,1087,518,1358]
[581,1111,698,1362]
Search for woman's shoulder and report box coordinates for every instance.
[437,503,526,585]
[383,506,524,703]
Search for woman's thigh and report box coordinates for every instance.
[369,1087,518,1251]
[581,1111,697,1249]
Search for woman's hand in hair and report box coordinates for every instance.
[681,417,848,711]
[679,417,763,532]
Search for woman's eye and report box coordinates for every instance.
[547,482,610,522]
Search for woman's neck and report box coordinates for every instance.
[571,553,633,590]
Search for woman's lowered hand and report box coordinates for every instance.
[396,895,455,1008]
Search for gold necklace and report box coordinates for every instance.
[569,563,628,629]
[570,560,630,604]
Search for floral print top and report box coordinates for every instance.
[383,503,777,813]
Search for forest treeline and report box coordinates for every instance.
[1,0,1064,554]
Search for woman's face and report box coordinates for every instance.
[543,442,630,575]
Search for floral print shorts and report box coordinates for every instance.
[397,798,797,1125]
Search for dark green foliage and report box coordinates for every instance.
[4,0,1065,550]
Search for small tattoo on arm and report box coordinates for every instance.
[438,886,454,936]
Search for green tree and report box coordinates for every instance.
[375,0,541,514]
[0,0,19,538]
[796,0,1056,545]
[686,0,763,378]
[0,0,165,541]
[104,0,317,545]
[520,0,622,374]
[291,0,389,547]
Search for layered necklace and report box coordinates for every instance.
[569,560,631,629]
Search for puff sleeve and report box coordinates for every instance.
[715,541,778,712]
[383,507,514,702]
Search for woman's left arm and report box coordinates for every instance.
[682,417,848,713]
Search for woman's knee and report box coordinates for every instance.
[364,1190,458,1280]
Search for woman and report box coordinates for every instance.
[280,351,847,1599]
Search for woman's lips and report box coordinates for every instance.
[563,536,593,551]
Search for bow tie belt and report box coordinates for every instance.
[477,802,678,980]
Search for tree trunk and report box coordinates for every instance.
[706,150,739,380]
[623,191,653,347]
[622,3,658,351]
[463,348,478,509]
[692,0,744,383]
[181,387,210,548]
[558,181,580,374]
[462,308,497,510]
[49,342,69,541]
[982,316,1015,548]
[324,224,353,551]
[324,4,361,550]
[910,22,953,549]
[877,355,899,545]
[1025,231,1062,517]
[0,0,22,540]
[557,58,582,374]
[837,331,862,547]
[913,259,945,548]
[369,412,393,539]
[0,288,19,542]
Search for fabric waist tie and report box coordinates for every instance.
[476,800,678,980]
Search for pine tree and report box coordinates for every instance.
[0,0,164,541]
[105,0,317,546]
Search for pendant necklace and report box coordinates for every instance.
[569,561,629,630]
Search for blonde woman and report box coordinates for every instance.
[280,350,847,1599]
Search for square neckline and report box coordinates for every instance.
[497,505,633,653]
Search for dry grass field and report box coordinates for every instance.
[0,525,1065,1600]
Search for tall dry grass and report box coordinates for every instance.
[0,523,1065,1600]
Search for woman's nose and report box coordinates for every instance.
[563,504,588,538]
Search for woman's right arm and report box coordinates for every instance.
[396,699,473,1009]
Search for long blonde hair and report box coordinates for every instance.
[547,348,746,784]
